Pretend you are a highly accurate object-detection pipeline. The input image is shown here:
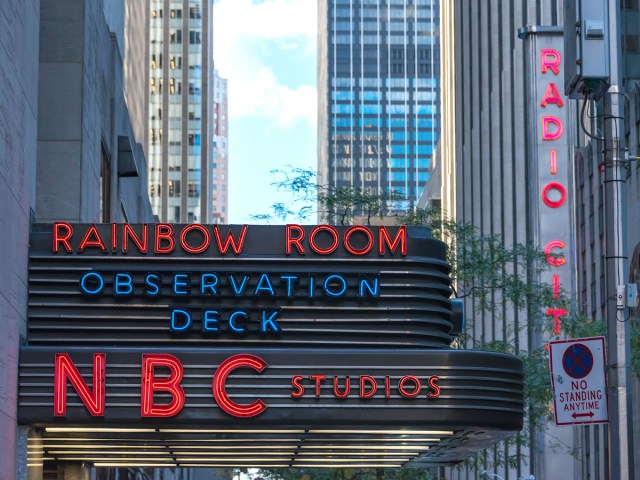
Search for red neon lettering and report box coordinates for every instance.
[544,240,566,266]
[398,376,421,398]
[359,375,377,398]
[541,49,561,74]
[540,82,564,108]
[111,223,117,251]
[546,308,567,335]
[333,376,351,398]
[180,224,210,254]
[541,182,567,208]
[141,354,185,417]
[344,226,374,255]
[310,375,327,398]
[213,225,247,255]
[550,150,557,174]
[286,224,305,255]
[291,375,304,398]
[213,354,267,418]
[379,226,407,255]
[54,353,105,416]
[553,274,561,299]
[53,222,73,253]
[123,224,148,253]
[78,224,108,253]
[385,375,391,398]
[309,225,339,255]
[428,376,441,398]
[155,224,175,254]
[542,116,564,141]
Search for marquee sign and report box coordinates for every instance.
[27,223,453,348]
[20,224,524,467]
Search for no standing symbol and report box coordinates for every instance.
[562,343,594,379]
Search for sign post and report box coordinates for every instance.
[549,336,608,426]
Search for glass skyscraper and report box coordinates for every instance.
[318,0,440,211]
[148,0,218,223]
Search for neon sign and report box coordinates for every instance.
[52,353,441,418]
[54,223,406,257]
[536,44,572,335]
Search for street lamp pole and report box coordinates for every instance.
[603,0,635,478]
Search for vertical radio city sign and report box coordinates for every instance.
[521,27,575,336]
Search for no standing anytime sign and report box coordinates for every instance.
[549,336,609,426]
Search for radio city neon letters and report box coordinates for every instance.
[539,47,569,335]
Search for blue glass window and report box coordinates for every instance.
[391,145,408,154]
[333,104,355,114]
[361,104,381,114]
[390,158,406,168]
[332,117,353,127]
[391,171,407,182]
[362,91,380,101]
[415,131,434,141]
[415,145,433,155]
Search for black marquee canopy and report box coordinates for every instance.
[19,223,524,468]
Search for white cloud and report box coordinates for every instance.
[214,0,317,128]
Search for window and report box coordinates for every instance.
[188,183,200,197]
[170,30,182,44]
[190,5,201,18]
[188,133,201,146]
[170,9,182,18]
[168,180,181,197]
[190,30,201,44]
[170,55,182,69]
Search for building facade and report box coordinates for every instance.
[148,0,214,223]
[212,69,229,223]
[317,0,440,211]
[438,1,579,479]
[1,0,155,477]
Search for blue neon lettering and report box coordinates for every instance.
[229,310,248,332]
[170,309,192,331]
[173,274,189,295]
[145,273,161,295]
[261,310,281,332]
[359,277,379,297]
[80,272,104,295]
[201,274,219,294]
[202,310,220,332]
[280,275,298,297]
[114,273,133,295]
[254,273,275,296]
[324,274,347,297]
[309,275,315,298]
[229,274,249,295]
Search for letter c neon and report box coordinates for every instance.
[544,240,566,266]
[212,354,268,417]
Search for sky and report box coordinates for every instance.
[213,0,317,224]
